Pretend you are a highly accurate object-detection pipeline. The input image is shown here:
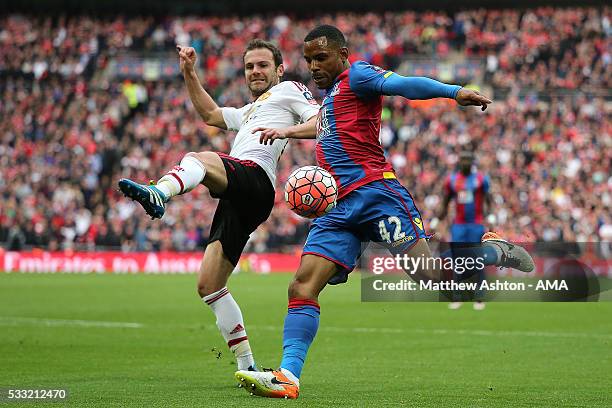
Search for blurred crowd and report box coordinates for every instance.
[0,7,610,253]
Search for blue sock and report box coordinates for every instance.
[441,244,499,266]
[280,299,320,379]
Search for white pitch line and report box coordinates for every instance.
[1,316,610,340]
[249,324,612,340]
[0,316,143,329]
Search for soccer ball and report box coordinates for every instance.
[285,166,337,218]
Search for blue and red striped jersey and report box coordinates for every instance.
[315,61,396,199]
[444,171,490,224]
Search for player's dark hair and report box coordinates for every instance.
[304,25,347,48]
[243,39,283,67]
[460,150,475,160]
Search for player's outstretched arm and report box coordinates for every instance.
[380,74,461,100]
[382,75,491,110]
[349,62,491,110]
[255,115,318,145]
[382,73,493,110]
[177,45,227,129]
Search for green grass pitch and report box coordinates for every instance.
[1,272,611,407]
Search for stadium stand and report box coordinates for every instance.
[1,7,610,252]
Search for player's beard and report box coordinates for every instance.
[248,74,278,98]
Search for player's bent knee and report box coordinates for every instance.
[196,273,227,298]
[197,280,221,298]
[186,152,227,193]
[184,151,206,167]
[184,151,200,159]
[186,151,219,168]
[287,278,317,301]
[196,281,210,298]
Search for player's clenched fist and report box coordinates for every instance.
[176,45,197,74]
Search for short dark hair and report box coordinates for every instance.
[304,25,347,48]
[243,39,283,67]
[460,151,475,160]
